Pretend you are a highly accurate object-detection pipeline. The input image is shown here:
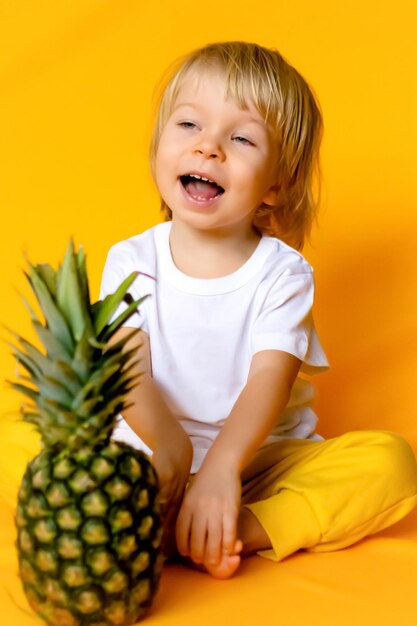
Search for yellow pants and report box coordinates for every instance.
[241,431,417,561]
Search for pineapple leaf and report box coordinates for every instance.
[36,263,57,297]
[71,363,121,411]
[47,360,83,395]
[71,328,96,382]
[6,341,42,379]
[56,240,94,342]
[25,357,84,396]
[7,381,39,402]
[20,409,41,425]
[32,320,72,362]
[12,373,34,385]
[83,402,120,426]
[101,346,138,372]
[37,398,70,419]
[99,296,148,342]
[93,271,140,336]
[10,240,148,449]
[38,377,74,408]
[5,329,48,376]
[15,338,45,371]
[103,327,142,356]
[87,336,107,350]
[26,267,74,354]
[121,401,136,413]
[102,358,141,389]
[121,381,143,397]
[35,416,73,446]
[8,338,83,395]
[97,397,125,417]
[73,327,96,360]
[105,372,142,400]
[76,245,91,308]
[88,362,122,387]
[76,396,105,418]
[18,292,40,322]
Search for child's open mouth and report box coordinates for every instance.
[180,173,225,202]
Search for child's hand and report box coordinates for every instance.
[152,439,193,556]
[175,465,241,567]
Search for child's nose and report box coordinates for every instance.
[193,134,225,160]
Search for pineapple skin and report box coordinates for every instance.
[16,440,163,626]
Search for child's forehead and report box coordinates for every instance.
[161,58,283,134]
[172,65,260,116]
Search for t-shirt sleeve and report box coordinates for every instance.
[251,265,329,375]
[99,244,149,333]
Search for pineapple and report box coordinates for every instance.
[7,241,163,626]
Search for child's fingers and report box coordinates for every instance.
[205,516,222,565]
[189,515,208,564]
[222,512,238,555]
[175,506,192,557]
[234,539,243,554]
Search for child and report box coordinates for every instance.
[100,41,417,579]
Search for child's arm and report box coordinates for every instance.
[110,328,193,533]
[175,349,301,566]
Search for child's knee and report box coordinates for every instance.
[368,431,417,498]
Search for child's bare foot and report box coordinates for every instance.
[203,549,242,579]
[186,540,243,579]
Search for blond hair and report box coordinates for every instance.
[149,41,323,250]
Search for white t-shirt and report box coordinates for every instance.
[100,221,329,473]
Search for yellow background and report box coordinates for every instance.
[1,0,417,445]
[1,3,417,625]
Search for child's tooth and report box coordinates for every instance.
[189,174,216,184]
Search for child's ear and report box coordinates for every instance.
[262,182,279,207]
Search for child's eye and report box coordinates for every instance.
[233,135,254,146]
[178,121,196,129]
